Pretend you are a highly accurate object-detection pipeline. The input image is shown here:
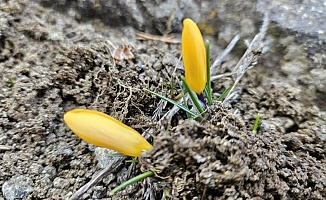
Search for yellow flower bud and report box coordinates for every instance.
[182,18,207,94]
[63,109,152,157]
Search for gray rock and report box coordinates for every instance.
[162,53,179,66]
[261,116,296,133]
[281,60,309,75]
[257,0,326,40]
[36,0,200,34]
[94,147,117,169]
[153,60,163,71]
[29,163,44,175]
[310,68,326,92]
[2,175,33,200]
[42,166,57,179]
[53,177,70,189]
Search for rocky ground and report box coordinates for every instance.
[0,0,325,199]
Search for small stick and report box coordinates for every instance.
[69,157,125,200]
[223,13,270,104]
[210,34,240,75]
[0,145,13,151]
[136,31,180,44]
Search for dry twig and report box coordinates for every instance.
[136,31,180,44]
[69,157,125,200]
[223,13,270,104]
[210,34,240,75]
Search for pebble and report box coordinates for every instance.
[2,175,33,200]
[94,147,117,169]
[310,68,326,92]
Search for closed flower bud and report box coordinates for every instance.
[64,109,152,157]
[182,18,207,94]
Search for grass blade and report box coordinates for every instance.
[144,88,201,120]
[218,85,233,101]
[252,113,260,133]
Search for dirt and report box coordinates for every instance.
[0,0,325,200]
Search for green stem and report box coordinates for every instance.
[109,171,154,196]
[181,76,205,117]
[205,40,213,105]
[175,92,183,100]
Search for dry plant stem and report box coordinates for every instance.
[152,55,182,122]
[106,39,117,49]
[69,157,125,200]
[0,145,13,151]
[210,34,240,75]
[136,31,180,44]
[211,72,236,82]
[152,99,167,121]
[223,13,270,104]
[143,177,156,200]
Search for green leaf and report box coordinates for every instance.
[144,88,201,120]
[218,85,233,101]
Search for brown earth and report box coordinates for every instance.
[0,1,325,200]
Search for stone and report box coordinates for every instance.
[2,175,33,200]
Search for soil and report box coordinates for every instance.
[0,1,325,200]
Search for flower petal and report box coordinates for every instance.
[64,109,152,157]
[182,18,207,94]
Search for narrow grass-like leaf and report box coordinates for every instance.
[181,83,191,119]
[218,85,233,101]
[144,88,201,120]
[109,171,154,196]
[252,113,260,133]
[170,76,175,98]
[204,40,213,105]
[125,159,139,163]
[181,76,205,117]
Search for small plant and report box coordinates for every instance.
[63,14,269,197]
[252,112,260,134]
[146,18,218,121]
[64,18,230,196]
[181,18,207,95]
[7,76,15,88]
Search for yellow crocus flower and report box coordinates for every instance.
[182,18,207,94]
[64,109,152,157]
